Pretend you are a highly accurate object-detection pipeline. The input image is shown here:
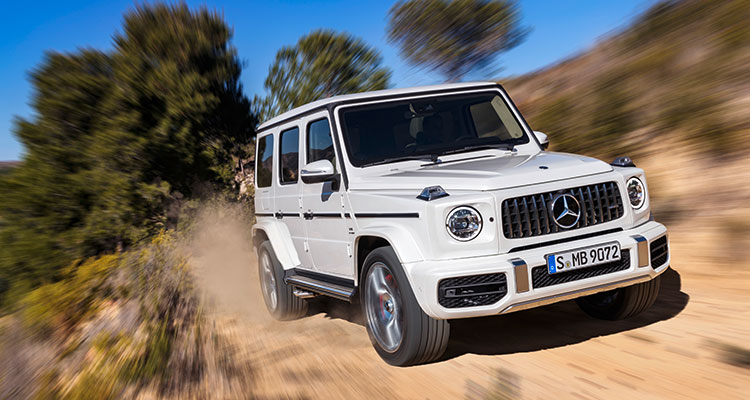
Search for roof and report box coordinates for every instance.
[257,81,499,130]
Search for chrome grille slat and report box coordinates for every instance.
[586,186,597,224]
[602,183,613,221]
[512,199,521,238]
[502,201,513,238]
[501,181,625,239]
[523,197,533,236]
[539,193,551,233]
[531,196,542,235]
[576,188,589,227]
[594,184,604,223]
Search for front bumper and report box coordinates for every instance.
[404,221,669,319]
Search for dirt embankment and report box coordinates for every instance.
[187,153,750,399]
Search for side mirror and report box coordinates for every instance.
[301,159,337,184]
[533,131,549,150]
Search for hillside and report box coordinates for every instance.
[505,0,749,161]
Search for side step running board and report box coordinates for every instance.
[284,269,356,302]
[292,289,317,299]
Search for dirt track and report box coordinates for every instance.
[188,201,749,400]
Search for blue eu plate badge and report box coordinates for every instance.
[547,255,557,274]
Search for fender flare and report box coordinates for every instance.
[354,225,424,282]
[252,219,300,270]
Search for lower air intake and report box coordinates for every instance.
[650,235,669,268]
[438,273,507,308]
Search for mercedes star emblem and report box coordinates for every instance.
[550,194,581,229]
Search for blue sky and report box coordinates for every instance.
[0,0,655,161]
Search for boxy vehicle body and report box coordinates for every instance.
[252,82,669,366]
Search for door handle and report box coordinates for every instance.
[303,211,314,220]
[274,211,283,219]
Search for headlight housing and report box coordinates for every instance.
[446,206,483,241]
[627,177,646,209]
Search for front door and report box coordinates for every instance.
[301,112,353,278]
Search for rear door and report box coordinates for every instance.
[275,122,313,268]
[301,112,354,277]
[254,133,275,214]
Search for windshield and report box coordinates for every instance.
[340,92,529,167]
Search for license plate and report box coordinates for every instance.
[546,242,621,274]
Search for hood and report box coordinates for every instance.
[349,152,613,191]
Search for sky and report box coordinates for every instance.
[0,0,656,161]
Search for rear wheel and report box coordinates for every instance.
[576,275,661,320]
[258,241,307,320]
[361,247,449,366]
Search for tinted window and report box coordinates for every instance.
[256,134,273,187]
[307,118,335,166]
[279,127,299,184]
[340,93,528,167]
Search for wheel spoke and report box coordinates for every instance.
[365,262,403,353]
[260,252,277,310]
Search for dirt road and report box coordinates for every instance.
[187,197,749,400]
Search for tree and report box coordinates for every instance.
[0,3,255,304]
[387,0,528,81]
[257,30,391,121]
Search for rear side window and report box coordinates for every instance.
[307,118,336,166]
[279,127,299,184]
[256,134,273,187]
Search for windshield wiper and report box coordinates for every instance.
[439,143,514,156]
[361,153,439,167]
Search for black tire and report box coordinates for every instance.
[576,275,661,320]
[360,247,449,366]
[258,241,307,320]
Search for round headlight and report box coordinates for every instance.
[446,206,483,241]
[627,177,646,209]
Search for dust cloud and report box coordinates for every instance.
[184,202,270,322]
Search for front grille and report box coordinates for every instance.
[531,250,630,288]
[650,235,669,268]
[501,182,624,239]
[438,273,507,308]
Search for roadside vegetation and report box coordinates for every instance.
[1,230,254,399]
[0,3,255,307]
[253,29,392,122]
[0,0,747,398]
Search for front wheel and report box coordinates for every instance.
[576,275,661,320]
[361,247,449,366]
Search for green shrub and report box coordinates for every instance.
[20,255,119,335]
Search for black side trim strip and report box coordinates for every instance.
[508,228,624,253]
[354,213,420,218]
[312,212,344,218]
[286,268,355,289]
[265,211,353,220]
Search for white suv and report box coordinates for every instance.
[252,82,669,366]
